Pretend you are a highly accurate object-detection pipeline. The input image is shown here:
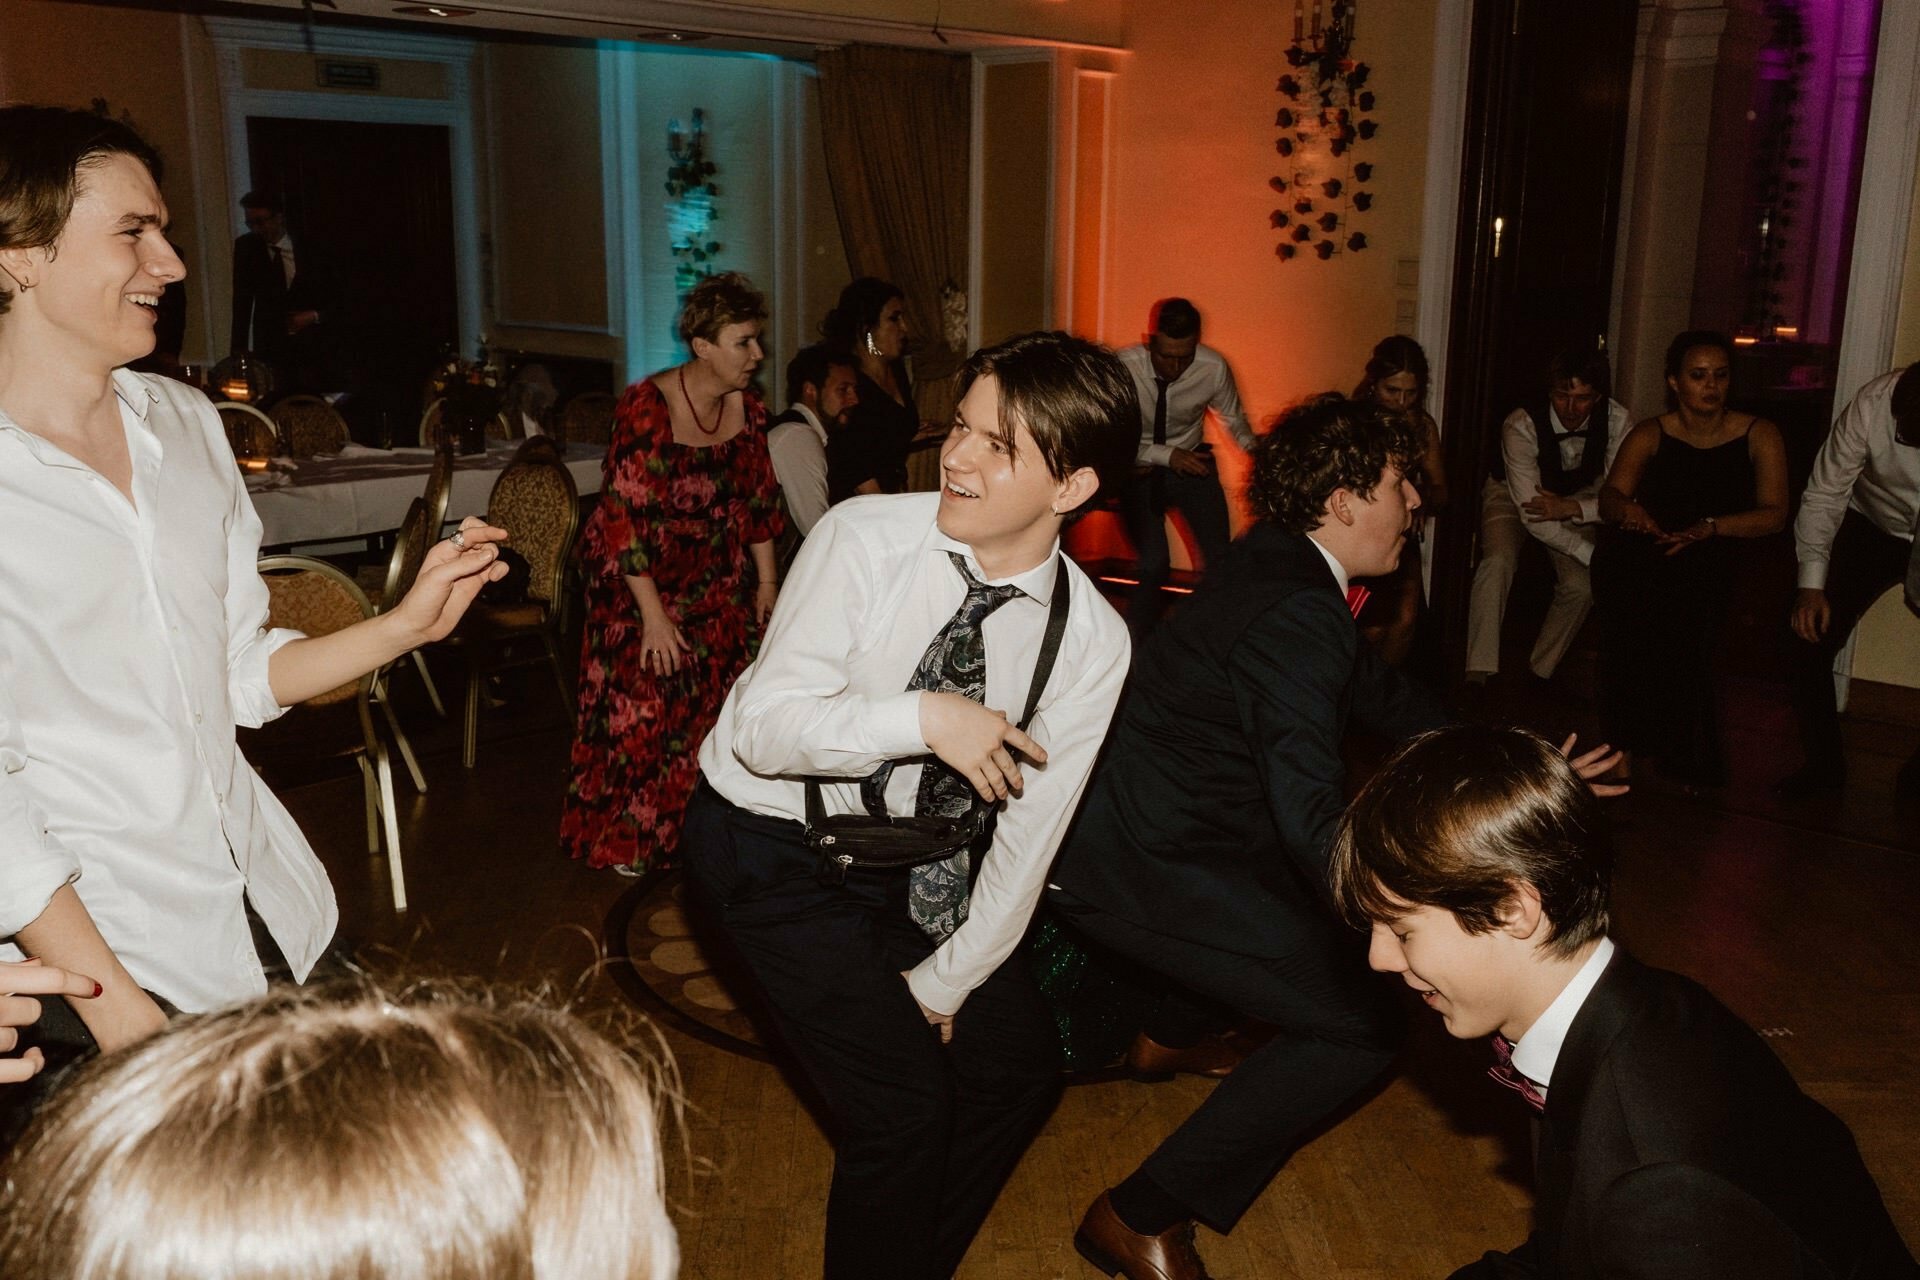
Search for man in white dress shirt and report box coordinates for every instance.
[1466,347,1630,682]
[0,106,506,1129]
[1116,297,1258,632]
[686,331,1135,1280]
[1780,363,1920,796]
[766,343,860,541]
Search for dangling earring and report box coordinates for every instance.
[864,330,882,358]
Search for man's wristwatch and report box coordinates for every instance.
[1701,516,1717,537]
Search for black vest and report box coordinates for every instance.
[1531,399,1609,494]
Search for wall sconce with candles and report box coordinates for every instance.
[1269,0,1376,262]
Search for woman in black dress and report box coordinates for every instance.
[822,277,920,501]
[1593,330,1788,786]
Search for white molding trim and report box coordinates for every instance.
[204,17,484,356]
[178,14,223,364]
[1414,0,1472,433]
[597,42,647,387]
[1608,5,1657,351]
[1831,1,1920,409]
[770,59,802,370]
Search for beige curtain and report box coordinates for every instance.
[815,44,972,458]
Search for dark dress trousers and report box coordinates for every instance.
[1455,950,1918,1280]
[1051,522,1446,1229]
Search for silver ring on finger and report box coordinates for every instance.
[451,530,466,549]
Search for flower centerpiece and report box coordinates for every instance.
[428,347,503,456]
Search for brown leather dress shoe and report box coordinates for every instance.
[1125,1030,1246,1081]
[1074,1191,1212,1280]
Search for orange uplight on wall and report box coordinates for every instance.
[1734,335,1760,346]
[1773,325,1799,340]
[221,379,253,401]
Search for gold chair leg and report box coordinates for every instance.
[376,743,407,913]
[411,649,447,718]
[375,678,428,794]
[357,755,379,853]
[462,655,482,769]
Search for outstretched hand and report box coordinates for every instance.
[1560,733,1628,797]
[389,515,512,644]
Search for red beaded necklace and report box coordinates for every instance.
[678,364,724,436]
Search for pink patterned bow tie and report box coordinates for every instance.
[1489,1034,1546,1113]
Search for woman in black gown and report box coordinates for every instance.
[1592,330,1789,786]
[821,278,920,501]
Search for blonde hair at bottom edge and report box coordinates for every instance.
[0,976,680,1280]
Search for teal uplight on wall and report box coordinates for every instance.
[665,109,722,308]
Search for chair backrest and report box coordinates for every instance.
[486,448,580,608]
[484,411,519,443]
[380,498,435,610]
[255,556,375,705]
[270,395,350,458]
[417,398,445,448]
[218,403,281,460]
[560,391,618,447]
[422,445,455,533]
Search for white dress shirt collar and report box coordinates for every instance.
[929,525,1062,601]
[1511,936,1616,1089]
[1304,533,1351,594]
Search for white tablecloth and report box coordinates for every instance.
[247,442,604,547]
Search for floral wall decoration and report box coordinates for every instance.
[1269,0,1375,262]
[665,109,722,304]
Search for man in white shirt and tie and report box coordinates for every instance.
[1781,363,1920,797]
[1466,347,1630,683]
[685,331,1135,1280]
[1116,297,1257,632]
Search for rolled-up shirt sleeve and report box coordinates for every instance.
[219,424,304,727]
[1795,388,1876,590]
[0,673,81,939]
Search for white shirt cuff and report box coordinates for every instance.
[875,691,932,758]
[905,959,968,1016]
[1797,561,1830,590]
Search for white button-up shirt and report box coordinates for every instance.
[1501,400,1632,566]
[1510,936,1616,1091]
[1795,367,1920,589]
[0,370,336,1012]
[1117,343,1257,466]
[699,493,1130,1015]
[766,402,831,536]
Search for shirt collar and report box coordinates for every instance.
[1303,533,1351,594]
[1510,936,1615,1089]
[111,368,158,424]
[929,527,1061,603]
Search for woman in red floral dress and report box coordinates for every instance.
[562,273,784,873]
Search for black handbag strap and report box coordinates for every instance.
[805,557,1073,827]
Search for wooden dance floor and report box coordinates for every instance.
[278,652,1919,1278]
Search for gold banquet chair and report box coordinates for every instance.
[418,398,515,448]
[560,390,618,447]
[443,439,580,769]
[269,393,351,458]
[218,401,281,461]
[250,556,411,912]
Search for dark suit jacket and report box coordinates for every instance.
[1053,522,1445,955]
[1457,950,1917,1280]
[230,232,332,358]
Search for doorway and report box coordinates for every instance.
[246,116,460,422]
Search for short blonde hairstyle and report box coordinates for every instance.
[0,979,680,1280]
[677,270,766,348]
